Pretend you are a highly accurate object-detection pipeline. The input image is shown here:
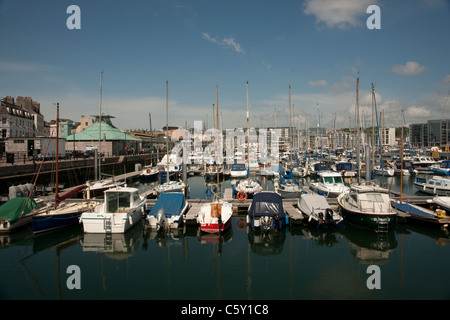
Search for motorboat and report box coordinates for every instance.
[233,179,263,200]
[246,191,287,231]
[413,176,450,196]
[309,171,350,198]
[155,180,185,195]
[429,160,450,176]
[334,161,357,178]
[146,192,189,230]
[230,163,248,178]
[80,186,146,233]
[337,185,397,232]
[432,195,450,211]
[412,155,436,169]
[260,164,280,177]
[291,166,307,177]
[373,164,395,177]
[277,178,302,199]
[276,171,302,199]
[393,159,416,176]
[197,199,233,234]
[139,166,159,182]
[297,193,343,228]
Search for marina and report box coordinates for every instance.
[1,166,450,300]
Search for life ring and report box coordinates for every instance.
[237,191,247,202]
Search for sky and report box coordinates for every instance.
[0,0,449,132]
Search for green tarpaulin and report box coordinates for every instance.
[0,197,37,222]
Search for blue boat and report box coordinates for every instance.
[429,160,450,176]
[246,191,287,231]
[391,200,450,230]
[32,199,98,234]
[146,192,189,230]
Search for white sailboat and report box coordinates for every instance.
[197,86,233,234]
[155,80,185,194]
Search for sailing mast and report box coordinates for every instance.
[149,112,153,166]
[371,83,375,173]
[166,80,169,182]
[356,77,361,184]
[216,85,220,196]
[55,102,59,208]
[98,71,103,181]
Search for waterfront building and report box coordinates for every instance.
[410,119,450,149]
[65,114,140,156]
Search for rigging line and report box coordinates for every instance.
[22,135,53,214]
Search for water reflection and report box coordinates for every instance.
[2,212,450,299]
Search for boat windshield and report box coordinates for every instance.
[106,192,131,213]
[253,202,281,216]
[322,176,343,184]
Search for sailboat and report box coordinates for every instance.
[197,86,233,234]
[337,79,397,233]
[32,103,99,234]
[155,81,185,195]
[139,113,159,182]
[88,71,125,197]
[276,170,302,199]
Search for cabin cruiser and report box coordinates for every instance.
[309,171,350,198]
[80,186,146,233]
[414,176,450,196]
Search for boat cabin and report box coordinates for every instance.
[105,189,141,213]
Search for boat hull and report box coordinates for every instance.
[200,218,231,234]
[81,210,143,233]
[338,205,396,232]
[0,215,33,234]
[32,212,82,234]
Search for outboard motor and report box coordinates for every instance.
[325,208,335,225]
[156,209,167,231]
[318,211,324,225]
[260,216,273,231]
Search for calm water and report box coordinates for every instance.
[1,173,450,300]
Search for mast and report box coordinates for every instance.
[98,71,103,181]
[149,112,153,166]
[166,80,169,182]
[356,77,361,184]
[55,102,59,208]
[371,83,375,173]
[289,85,292,160]
[216,85,220,196]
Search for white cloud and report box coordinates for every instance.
[303,0,376,29]
[391,61,427,76]
[405,106,431,118]
[309,80,327,87]
[222,37,246,54]
[0,60,52,72]
[201,32,246,54]
[440,74,450,86]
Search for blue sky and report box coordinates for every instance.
[0,0,449,131]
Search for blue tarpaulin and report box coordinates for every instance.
[248,192,285,219]
[149,193,186,217]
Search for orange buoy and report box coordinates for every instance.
[237,191,247,202]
